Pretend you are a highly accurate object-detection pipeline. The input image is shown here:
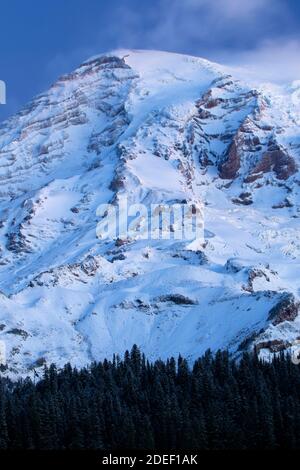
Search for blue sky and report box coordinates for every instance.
[1,0,300,120]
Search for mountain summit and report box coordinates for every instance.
[0,50,299,377]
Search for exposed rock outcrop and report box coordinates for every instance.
[219,139,241,179]
[268,294,299,326]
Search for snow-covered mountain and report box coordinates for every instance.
[0,49,299,377]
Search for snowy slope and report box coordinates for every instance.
[0,50,299,377]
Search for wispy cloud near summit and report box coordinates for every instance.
[0,0,299,120]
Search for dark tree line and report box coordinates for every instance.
[0,346,300,450]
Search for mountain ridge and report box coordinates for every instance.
[0,49,299,377]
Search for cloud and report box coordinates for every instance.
[106,0,298,84]
[4,0,298,124]
[184,0,273,19]
[221,38,300,82]
[41,0,296,78]
[109,0,290,57]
